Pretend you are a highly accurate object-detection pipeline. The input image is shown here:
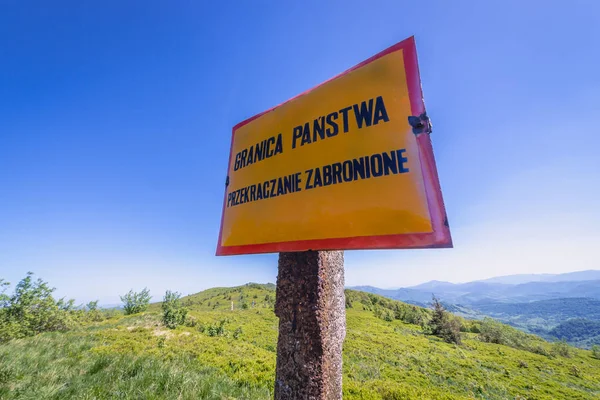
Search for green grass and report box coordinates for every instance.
[0,330,270,400]
[1,283,599,399]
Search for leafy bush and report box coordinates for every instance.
[368,294,378,305]
[233,327,243,339]
[184,315,198,328]
[86,300,98,311]
[120,288,151,315]
[570,365,581,377]
[592,345,600,359]
[552,340,571,358]
[424,296,462,344]
[345,296,353,308]
[531,345,551,357]
[0,273,77,343]
[205,319,228,337]
[478,317,560,357]
[383,311,394,322]
[393,304,426,325]
[461,320,481,333]
[479,317,535,349]
[85,300,105,322]
[161,290,188,329]
[478,318,507,345]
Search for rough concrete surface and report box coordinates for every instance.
[274,251,346,400]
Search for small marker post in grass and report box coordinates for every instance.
[274,251,346,400]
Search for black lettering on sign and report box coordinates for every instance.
[313,168,323,188]
[292,126,303,149]
[353,99,374,129]
[322,165,332,186]
[352,158,365,180]
[294,172,302,192]
[397,149,409,173]
[313,116,325,141]
[283,175,292,194]
[332,162,342,184]
[373,96,389,125]
[342,160,353,182]
[370,154,383,177]
[382,151,398,175]
[339,106,352,133]
[305,169,314,190]
[301,123,311,146]
[225,149,408,208]
[290,96,390,150]
[234,133,284,171]
[266,137,274,157]
[326,112,338,137]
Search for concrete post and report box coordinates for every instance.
[274,251,346,400]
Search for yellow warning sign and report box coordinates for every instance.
[217,37,451,255]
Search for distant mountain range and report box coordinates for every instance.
[352,270,600,306]
[474,270,600,285]
[350,270,600,348]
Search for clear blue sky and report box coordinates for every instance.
[1,1,599,304]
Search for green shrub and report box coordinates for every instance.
[552,340,571,358]
[570,364,581,377]
[395,305,425,325]
[373,307,383,319]
[233,327,243,339]
[120,288,151,315]
[368,294,378,305]
[345,296,353,308]
[161,290,188,329]
[0,273,77,343]
[184,315,198,328]
[478,317,559,357]
[531,345,551,357]
[85,300,105,322]
[206,319,228,337]
[592,345,600,359]
[425,297,461,344]
[479,318,531,348]
[461,320,481,333]
[86,300,98,311]
[383,311,394,322]
[478,318,506,345]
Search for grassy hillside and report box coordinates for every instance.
[1,283,600,399]
[357,283,600,349]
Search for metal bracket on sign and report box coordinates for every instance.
[408,112,432,136]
